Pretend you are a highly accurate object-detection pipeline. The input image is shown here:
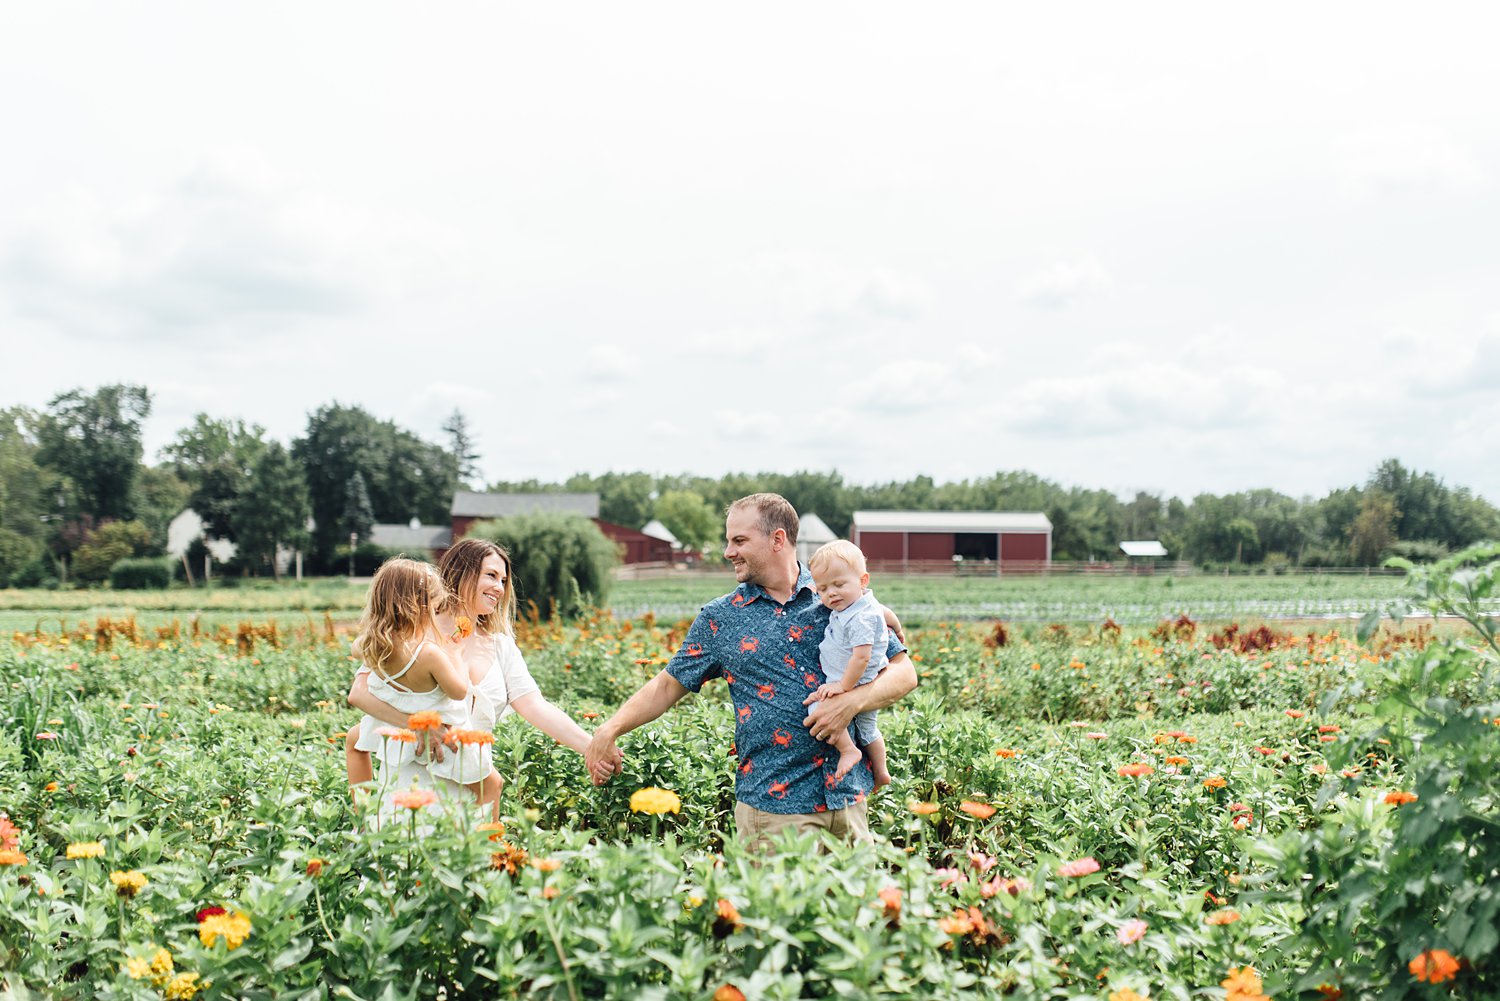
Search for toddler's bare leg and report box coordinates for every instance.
[864,736,892,789]
[832,729,863,781]
[464,770,505,822]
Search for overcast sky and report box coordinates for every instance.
[2,3,1497,504]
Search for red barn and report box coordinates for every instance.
[851,511,1052,573]
[449,491,672,564]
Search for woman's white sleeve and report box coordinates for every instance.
[498,635,541,703]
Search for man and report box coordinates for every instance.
[586,493,918,851]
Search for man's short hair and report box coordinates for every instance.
[727,493,799,547]
[808,540,867,576]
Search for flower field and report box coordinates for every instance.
[1,551,1497,999]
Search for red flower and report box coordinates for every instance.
[196,906,227,923]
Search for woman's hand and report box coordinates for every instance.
[414,722,449,763]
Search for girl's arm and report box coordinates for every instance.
[417,643,471,701]
[509,692,592,755]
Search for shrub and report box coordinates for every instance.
[109,556,173,590]
[72,520,154,583]
[468,513,618,619]
[0,527,43,587]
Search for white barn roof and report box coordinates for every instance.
[852,511,1052,533]
[451,491,600,519]
[1120,540,1168,557]
[798,513,838,544]
[640,519,678,544]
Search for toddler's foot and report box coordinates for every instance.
[834,746,863,781]
[872,766,893,790]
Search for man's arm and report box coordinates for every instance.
[585,670,691,784]
[801,652,917,742]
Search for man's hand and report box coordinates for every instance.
[585,731,623,785]
[802,690,859,743]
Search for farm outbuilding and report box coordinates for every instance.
[851,511,1052,572]
[449,491,672,564]
[796,513,839,565]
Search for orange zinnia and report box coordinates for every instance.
[451,729,495,746]
[1164,756,1188,766]
[959,801,996,819]
[477,821,506,841]
[876,885,902,920]
[1384,790,1418,806]
[1205,909,1241,925]
[1117,763,1154,778]
[1408,949,1459,984]
[407,711,444,731]
[713,987,746,1001]
[909,801,940,816]
[1203,775,1227,789]
[994,748,1019,758]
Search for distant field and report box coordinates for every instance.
[0,570,1432,634]
[608,571,1417,624]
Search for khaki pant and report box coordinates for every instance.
[734,799,873,855]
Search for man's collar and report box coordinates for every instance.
[733,564,816,606]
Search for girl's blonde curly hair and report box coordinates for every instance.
[351,557,447,673]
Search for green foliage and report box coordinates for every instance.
[232,443,310,577]
[161,414,270,542]
[340,470,375,546]
[293,404,456,563]
[35,384,152,522]
[109,557,174,590]
[73,520,155,583]
[1264,542,1500,997]
[653,490,720,553]
[469,514,617,619]
[0,527,44,588]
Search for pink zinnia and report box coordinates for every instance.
[392,789,438,810]
[1058,856,1101,878]
[1117,918,1147,944]
[934,867,968,890]
[1085,732,1108,740]
[967,850,998,874]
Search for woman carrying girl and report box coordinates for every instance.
[345,556,504,816]
[345,538,617,811]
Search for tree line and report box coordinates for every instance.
[1,383,1495,586]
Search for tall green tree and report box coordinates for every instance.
[293,404,456,561]
[161,415,268,542]
[341,471,375,545]
[653,490,720,553]
[0,408,60,584]
[232,443,310,578]
[442,409,481,488]
[1349,492,1400,565]
[35,384,151,522]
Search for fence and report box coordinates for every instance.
[613,560,1409,580]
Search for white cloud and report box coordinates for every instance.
[1332,125,1487,201]
[753,251,928,322]
[0,149,461,341]
[1016,256,1112,309]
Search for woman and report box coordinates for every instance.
[345,537,617,807]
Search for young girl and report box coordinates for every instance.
[345,540,617,809]
[347,557,503,814]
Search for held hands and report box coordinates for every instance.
[585,732,624,786]
[810,681,851,703]
[415,724,449,763]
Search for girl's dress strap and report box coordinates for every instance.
[386,640,425,682]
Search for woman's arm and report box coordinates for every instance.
[347,671,448,761]
[509,692,592,755]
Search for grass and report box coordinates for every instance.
[0,571,1419,632]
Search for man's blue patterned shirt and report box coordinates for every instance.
[665,564,905,814]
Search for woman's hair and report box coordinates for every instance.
[437,537,516,636]
[808,539,867,576]
[352,557,447,671]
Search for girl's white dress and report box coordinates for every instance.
[355,632,541,795]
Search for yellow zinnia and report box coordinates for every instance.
[629,787,682,815]
[164,972,202,999]
[198,911,252,950]
[110,869,148,897]
[66,841,104,859]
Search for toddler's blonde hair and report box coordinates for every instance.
[351,557,447,672]
[808,540,868,576]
